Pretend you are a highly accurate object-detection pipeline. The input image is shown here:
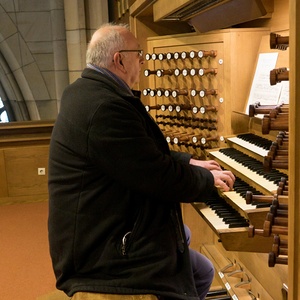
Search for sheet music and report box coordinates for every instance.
[245,53,282,114]
[278,81,289,104]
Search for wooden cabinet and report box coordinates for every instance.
[129,0,300,299]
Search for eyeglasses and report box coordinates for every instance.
[119,50,144,57]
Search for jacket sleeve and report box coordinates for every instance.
[170,151,192,165]
[88,97,215,203]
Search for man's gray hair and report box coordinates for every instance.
[86,23,129,68]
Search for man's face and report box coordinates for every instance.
[119,34,144,88]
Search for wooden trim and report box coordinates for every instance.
[130,0,156,17]
[153,0,192,21]
[288,0,300,299]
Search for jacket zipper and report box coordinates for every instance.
[121,231,132,256]
[120,204,144,256]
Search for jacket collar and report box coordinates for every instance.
[86,64,133,96]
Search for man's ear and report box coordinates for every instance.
[113,52,126,72]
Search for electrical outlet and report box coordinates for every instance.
[38,168,46,175]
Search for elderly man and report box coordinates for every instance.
[48,23,235,300]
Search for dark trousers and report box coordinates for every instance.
[184,225,215,300]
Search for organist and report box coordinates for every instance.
[48,23,235,300]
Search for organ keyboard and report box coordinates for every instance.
[208,148,280,195]
[226,133,271,158]
[222,190,270,227]
[192,187,274,252]
[191,132,289,255]
[192,201,273,252]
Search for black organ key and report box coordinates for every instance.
[219,148,288,184]
[219,164,271,208]
[205,288,231,299]
[237,133,273,150]
[206,288,228,297]
[204,191,249,228]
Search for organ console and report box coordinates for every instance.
[139,17,290,298]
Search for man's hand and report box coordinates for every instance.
[210,169,235,192]
[189,158,235,191]
[189,158,221,171]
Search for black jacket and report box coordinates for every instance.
[48,68,215,299]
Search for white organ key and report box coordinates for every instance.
[227,136,269,157]
[223,191,269,214]
[196,205,229,230]
[223,191,253,211]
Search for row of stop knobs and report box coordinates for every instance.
[143,88,218,98]
[145,50,217,61]
[145,103,217,114]
[162,130,219,145]
[144,68,217,77]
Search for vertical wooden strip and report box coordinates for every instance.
[288,0,300,299]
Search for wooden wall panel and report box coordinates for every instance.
[0,121,53,205]
[4,146,49,198]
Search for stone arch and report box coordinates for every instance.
[0,2,68,121]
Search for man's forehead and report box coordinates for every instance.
[126,34,140,46]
